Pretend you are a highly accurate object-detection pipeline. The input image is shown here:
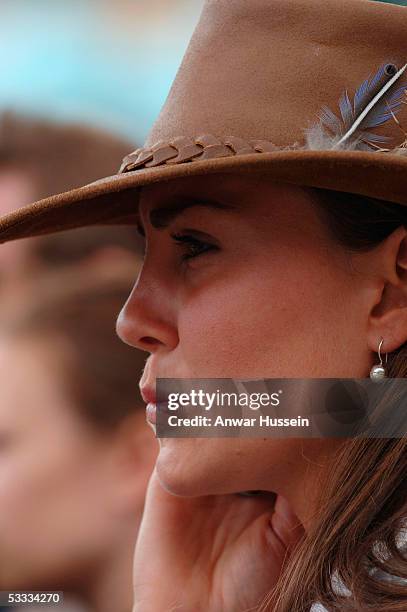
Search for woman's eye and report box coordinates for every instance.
[171,232,218,261]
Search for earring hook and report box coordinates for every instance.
[378,337,388,366]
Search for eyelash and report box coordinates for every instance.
[171,232,218,261]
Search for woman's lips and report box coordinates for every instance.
[146,402,157,424]
[146,401,171,426]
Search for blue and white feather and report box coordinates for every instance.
[305,62,407,151]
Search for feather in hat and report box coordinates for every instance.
[305,62,407,152]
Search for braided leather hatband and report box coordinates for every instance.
[119,134,281,173]
[119,132,407,175]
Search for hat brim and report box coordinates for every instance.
[0,149,406,244]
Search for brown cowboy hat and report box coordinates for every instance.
[1,0,407,244]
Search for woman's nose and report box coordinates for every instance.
[116,280,178,353]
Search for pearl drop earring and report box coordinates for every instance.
[370,338,388,382]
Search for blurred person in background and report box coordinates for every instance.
[0,259,157,612]
[0,112,149,612]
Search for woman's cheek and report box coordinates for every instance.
[177,255,340,378]
[178,276,279,376]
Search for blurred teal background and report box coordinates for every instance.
[0,0,405,145]
[0,0,203,144]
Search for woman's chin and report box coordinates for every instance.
[154,437,265,497]
[155,439,211,496]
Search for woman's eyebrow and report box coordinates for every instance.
[148,198,237,229]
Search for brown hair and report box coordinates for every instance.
[0,111,133,199]
[0,112,142,267]
[262,189,407,612]
[4,259,147,431]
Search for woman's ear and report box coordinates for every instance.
[367,226,407,354]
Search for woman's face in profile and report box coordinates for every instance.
[117,174,378,510]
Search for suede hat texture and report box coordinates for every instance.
[0,0,406,244]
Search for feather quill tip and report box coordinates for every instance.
[304,123,374,152]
